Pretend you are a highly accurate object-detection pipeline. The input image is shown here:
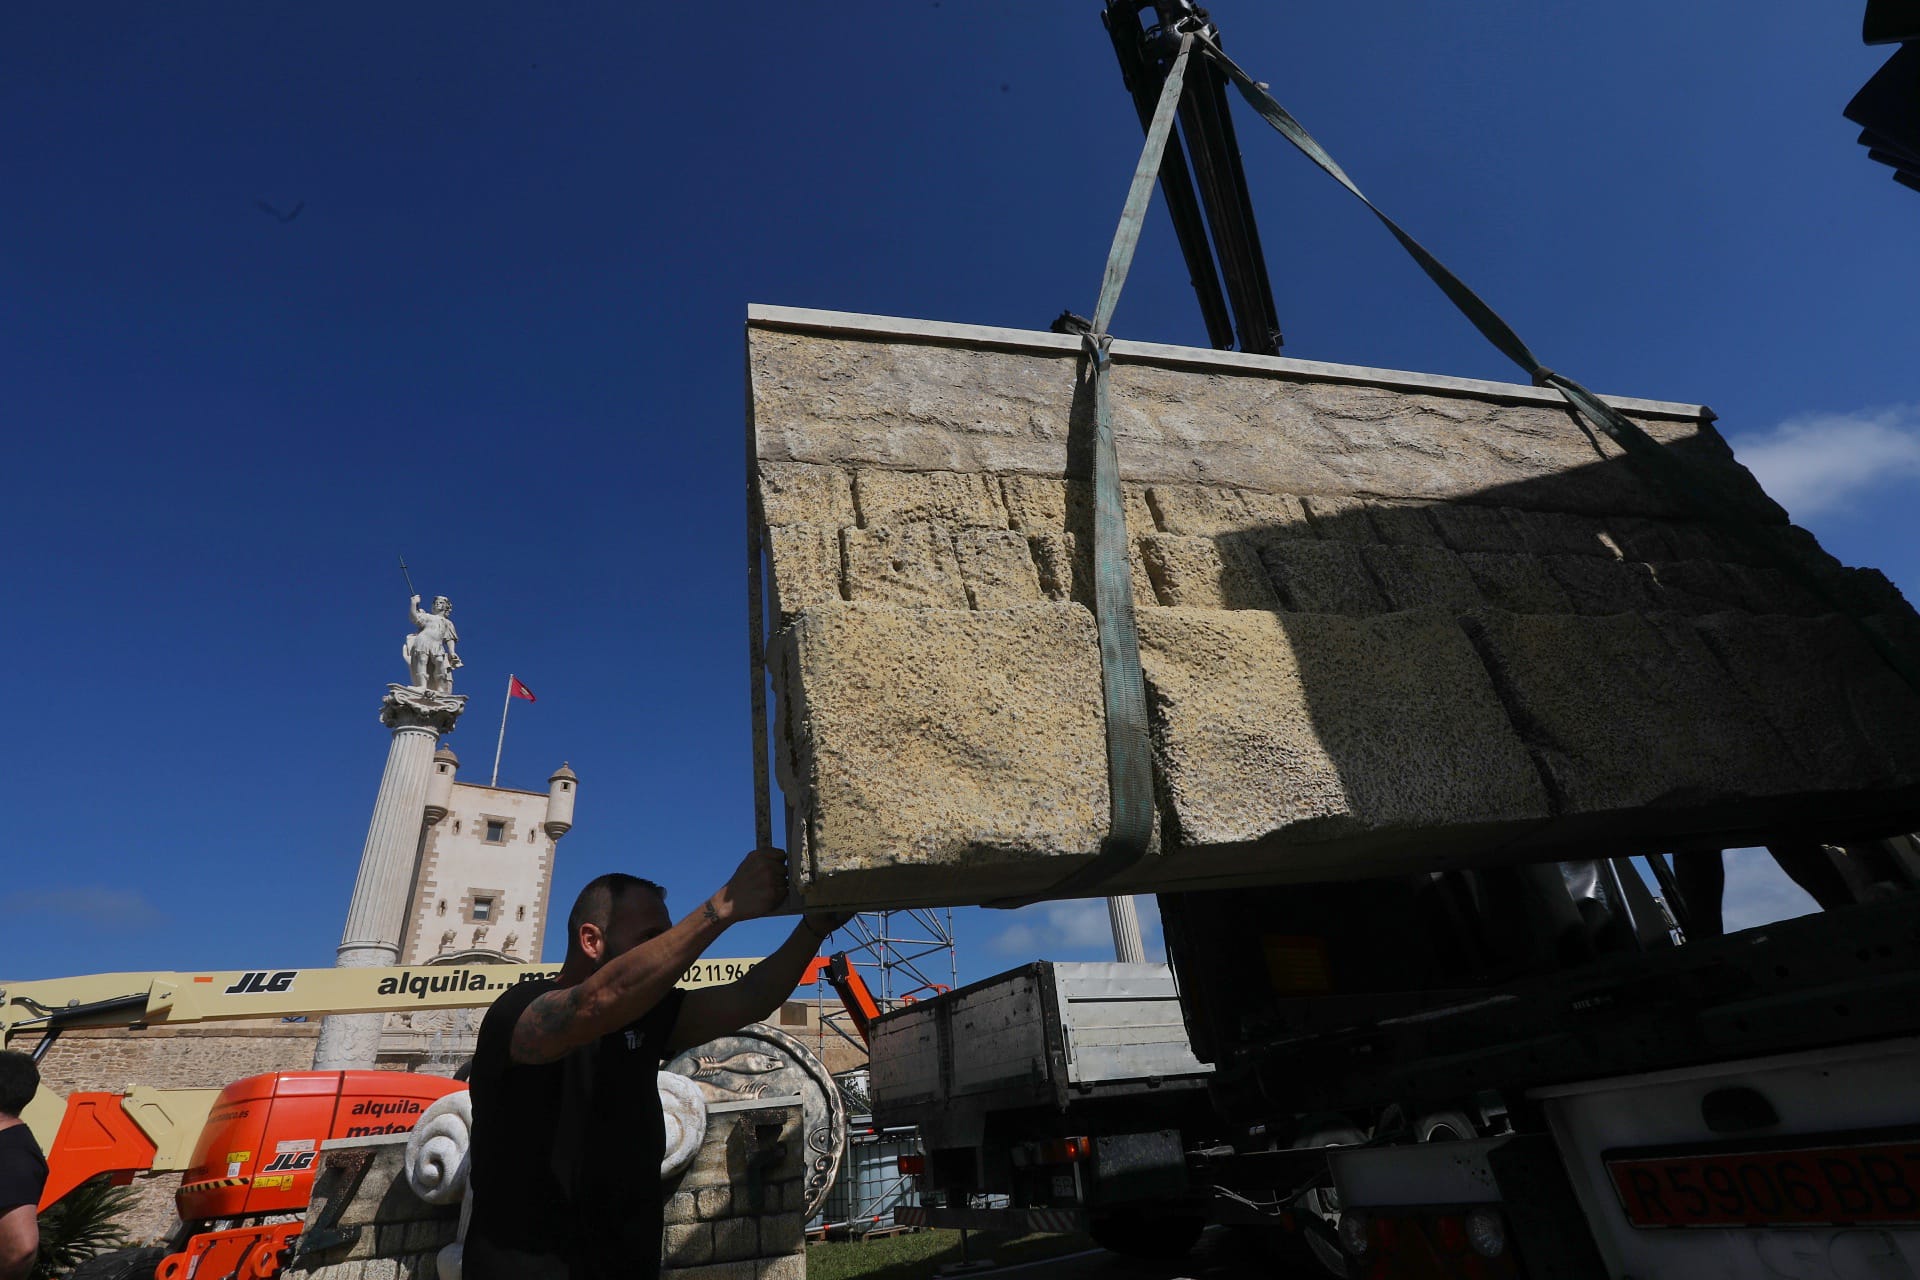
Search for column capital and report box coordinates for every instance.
[381,684,467,734]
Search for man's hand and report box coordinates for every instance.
[410,593,421,605]
[710,849,788,924]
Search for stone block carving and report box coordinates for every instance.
[750,308,1920,907]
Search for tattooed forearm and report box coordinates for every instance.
[510,986,584,1064]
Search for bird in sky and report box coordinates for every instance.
[255,199,305,223]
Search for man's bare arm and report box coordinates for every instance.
[508,850,787,1065]
[0,1204,37,1280]
[666,911,850,1053]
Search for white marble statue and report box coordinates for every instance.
[657,1071,709,1181]
[405,594,463,693]
[405,1091,474,1280]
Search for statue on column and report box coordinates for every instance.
[405,595,463,693]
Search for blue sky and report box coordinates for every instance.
[2,3,1911,984]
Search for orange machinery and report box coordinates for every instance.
[49,1070,466,1279]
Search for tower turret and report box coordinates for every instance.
[424,744,459,824]
[545,762,578,840]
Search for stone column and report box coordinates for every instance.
[1107,895,1147,964]
[314,684,465,1069]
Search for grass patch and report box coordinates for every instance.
[806,1228,1096,1280]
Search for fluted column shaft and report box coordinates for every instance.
[1107,895,1147,965]
[314,684,464,1069]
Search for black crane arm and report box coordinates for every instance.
[1101,1,1283,354]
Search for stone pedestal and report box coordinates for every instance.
[660,1097,810,1280]
[315,685,465,1070]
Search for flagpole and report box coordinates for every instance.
[491,675,513,787]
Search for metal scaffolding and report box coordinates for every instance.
[814,907,958,1058]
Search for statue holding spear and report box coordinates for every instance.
[399,556,462,694]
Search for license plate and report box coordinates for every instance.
[1606,1131,1920,1228]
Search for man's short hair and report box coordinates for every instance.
[566,873,667,954]
[0,1050,39,1117]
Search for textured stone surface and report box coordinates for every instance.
[841,523,968,609]
[1026,530,1157,610]
[954,527,1044,609]
[1136,609,1549,857]
[1462,610,1804,814]
[1430,504,1525,554]
[758,460,855,528]
[751,312,1920,905]
[999,475,1156,537]
[1692,612,1920,792]
[1258,539,1388,615]
[764,524,843,619]
[1364,501,1448,548]
[1141,534,1282,610]
[1363,545,1483,613]
[1302,494,1380,542]
[1544,554,1658,615]
[856,468,1006,528]
[771,603,1109,905]
[749,327,1770,517]
[1459,552,1571,614]
[1149,483,1310,538]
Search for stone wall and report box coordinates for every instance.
[23,1021,319,1245]
[661,1098,809,1280]
[282,1133,454,1280]
[750,307,1920,909]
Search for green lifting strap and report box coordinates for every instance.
[1195,35,1920,696]
[989,33,1194,910]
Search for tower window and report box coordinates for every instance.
[473,897,494,921]
[485,820,506,843]
[516,904,526,921]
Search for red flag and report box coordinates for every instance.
[508,675,537,703]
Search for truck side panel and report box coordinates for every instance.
[947,969,1052,1100]
[1051,963,1211,1086]
[868,1002,945,1109]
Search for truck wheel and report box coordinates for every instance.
[69,1246,167,1280]
[1089,1212,1205,1260]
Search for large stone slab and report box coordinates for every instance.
[749,308,1920,907]
[769,602,1110,906]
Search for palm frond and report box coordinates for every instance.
[33,1176,138,1278]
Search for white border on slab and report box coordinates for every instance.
[746,304,1714,423]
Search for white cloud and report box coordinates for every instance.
[2,887,166,930]
[1720,848,1821,933]
[987,897,1165,962]
[1731,405,1920,518]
